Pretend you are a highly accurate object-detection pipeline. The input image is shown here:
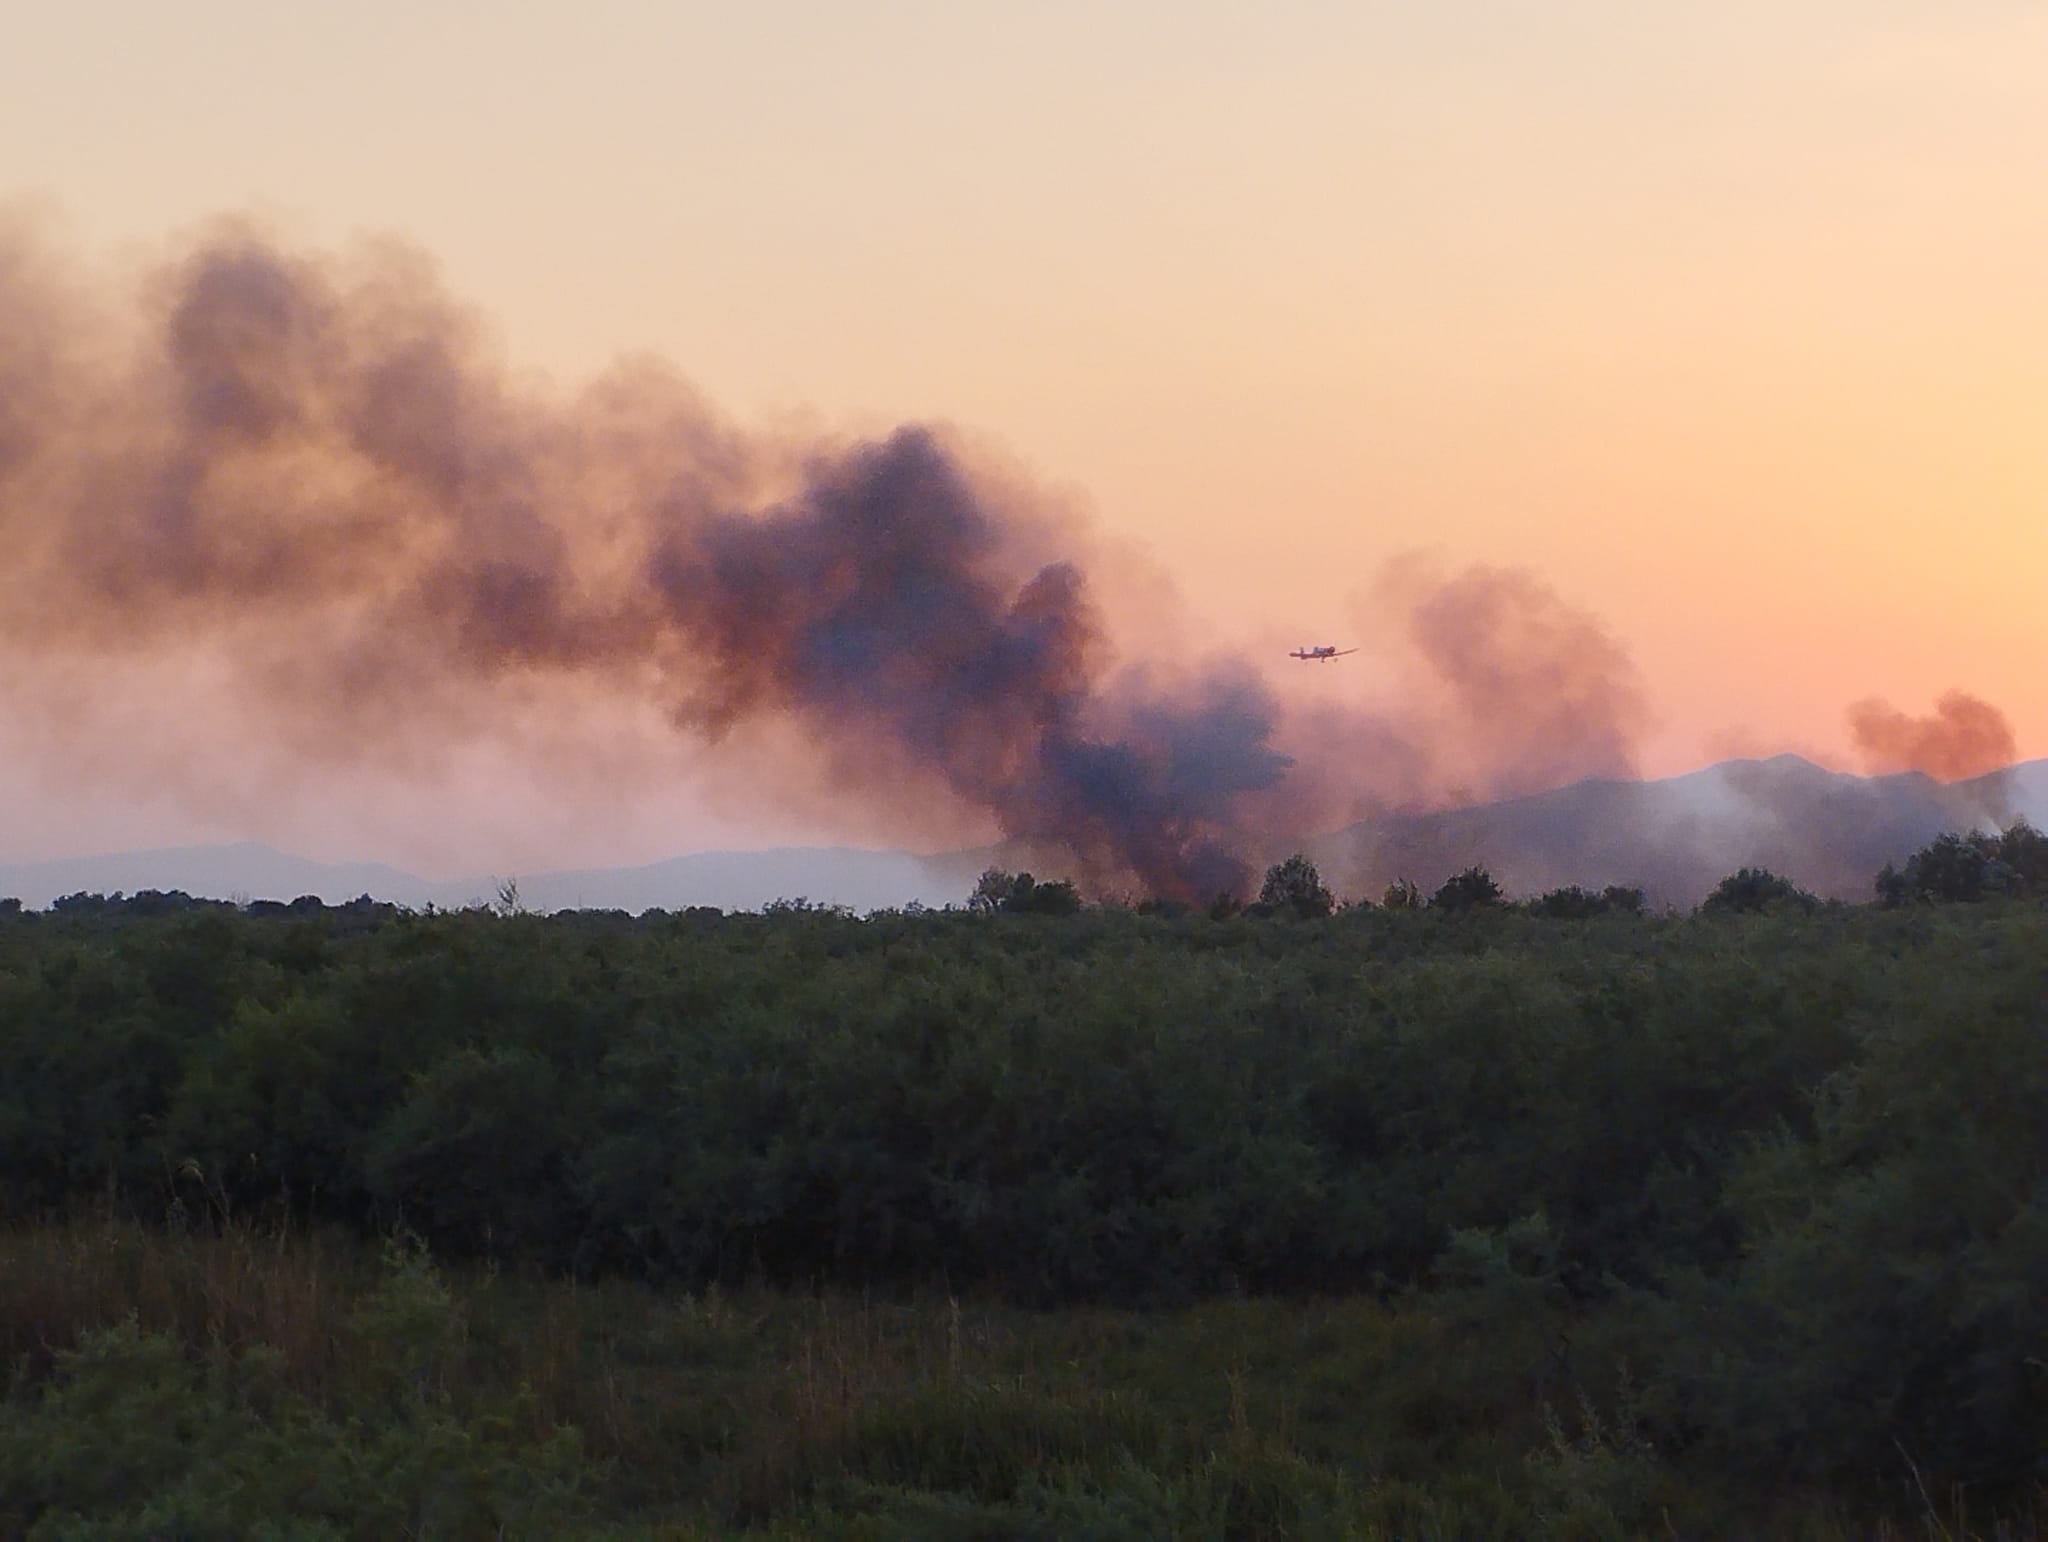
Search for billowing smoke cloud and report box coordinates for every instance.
[1847,690,2016,782]
[0,220,1304,897]
[1406,563,1649,795]
[644,432,1291,898]
[16,215,1945,906]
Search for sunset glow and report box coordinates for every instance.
[3,1,2043,873]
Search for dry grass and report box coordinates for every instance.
[3,1220,2042,1539]
[0,1215,367,1400]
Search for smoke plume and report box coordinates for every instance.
[1406,562,1649,795]
[0,220,1310,897]
[0,215,1753,900]
[1847,691,2016,782]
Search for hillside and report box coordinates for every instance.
[4,757,2043,912]
[0,840,984,914]
[1312,754,2047,907]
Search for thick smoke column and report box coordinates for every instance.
[0,221,1287,898]
[646,430,1288,897]
[6,215,1848,902]
[1848,691,2015,782]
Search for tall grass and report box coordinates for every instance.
[0,1215,362,1395]
[4,1219,2040,1537]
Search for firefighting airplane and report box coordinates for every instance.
[1288,645,1358,662]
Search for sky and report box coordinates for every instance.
[2,1,2044,875]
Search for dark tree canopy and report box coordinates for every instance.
[1431,866,1503,911]
[969,868,1082,916]
[1,861,2045,1528]
[1702,867,1814,914]
[1878,820,2048,905]
[1380,878,1425,911]
[1258,854,1335,918]
[1525,883,1645,919]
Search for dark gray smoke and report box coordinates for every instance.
[645,429,1288,896]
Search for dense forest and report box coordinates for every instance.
[0,830,2043,1537]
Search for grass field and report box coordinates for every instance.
[5,1218,2038,1538]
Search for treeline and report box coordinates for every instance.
[2,861,2045,1514]
[969,818,2048,919]
[13,816,2046,925]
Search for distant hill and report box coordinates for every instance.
[1309,755,2048,908]
[4,758,2043,913]
[510,846,988,915]
[0,842,462,912]
[0,841,986,914]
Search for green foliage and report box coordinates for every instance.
[1,1220,2039,1536]
[1700,866,1813,913]
[1380,877,1425,910]
[0,1302,590,1539]
[1879,819,2048,904]
[366,1048,576,1259]
[1677,924,2048,1488]
[1256,854,1334,919]
[969,869,1083,916]
[1524,885,1645,920]
[1432,866,1503,910]
[1523,1368,1667,1538]
[4,880,2048,1525]
[824,1383,1167,1504]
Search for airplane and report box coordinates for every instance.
[1289,645,1358,662]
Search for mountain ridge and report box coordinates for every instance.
[4,756,2042,913]
[1310,753,2045,907]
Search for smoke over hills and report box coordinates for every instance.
[1316,754,2042,909]
[1848,690,2016,782]
[0,215,2025,896]
[3,755,2037,914]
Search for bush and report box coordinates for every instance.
[7,883,2048,1517]
[1878,820,2048,904]
[1525,885,1644,920]
[1432,867,1503,911]
[1701,867,1812,914]
[969,870,1083,916]
[1257,855,1334,919]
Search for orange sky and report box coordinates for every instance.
[2,1,2043,869]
